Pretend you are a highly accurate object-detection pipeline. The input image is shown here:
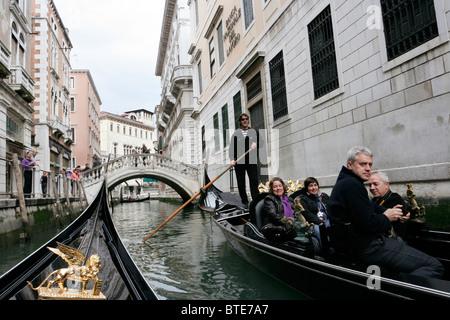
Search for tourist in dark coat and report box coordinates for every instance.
[369,171,409,238]
[328,146,444,278]
[297,177,330,225]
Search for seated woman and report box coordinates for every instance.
[262,177,297,242]
[296,177,330,253]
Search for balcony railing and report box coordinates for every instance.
[49,115,71,139]
[9,66,35,103]
[170,65,193,98]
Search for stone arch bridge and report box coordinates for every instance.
[81,154,201,203]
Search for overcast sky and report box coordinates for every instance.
[54,0,166,115]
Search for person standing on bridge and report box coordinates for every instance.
[229,113,262,209]
[22,151,36,198]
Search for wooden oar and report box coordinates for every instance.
[142,148,253,243]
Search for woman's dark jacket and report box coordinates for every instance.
[296,192,330,225]
[328,166,391,255]
[262,194,294,227]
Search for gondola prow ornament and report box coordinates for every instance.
[27,242,105,300]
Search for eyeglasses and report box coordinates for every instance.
[240,118,249,121]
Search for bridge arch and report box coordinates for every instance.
[82,154,201,203]
[107,172,195,202]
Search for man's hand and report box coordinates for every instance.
[399,212,410,223]
[383,205,404,222]
[251,142,257,150]
[230,160,236,167]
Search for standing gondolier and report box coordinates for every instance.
[229,113,263,209]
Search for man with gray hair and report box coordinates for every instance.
[369,171,408,237]
[328,146,444,278]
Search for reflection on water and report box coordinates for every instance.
[112,200,306,300]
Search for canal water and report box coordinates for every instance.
[0,199,306,300]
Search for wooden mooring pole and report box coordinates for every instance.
[12,154,31,241]
[50,170,64,221]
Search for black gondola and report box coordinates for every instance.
[120,195,150,203]
[0,182,158,300]
[198,175,450,300]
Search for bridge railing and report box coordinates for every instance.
[80,153,200,188]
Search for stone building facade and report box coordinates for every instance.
[188,0,450,203]
[155,0,197,166]
[0,0,35,197]
[70,69,101,169]
[31,0,73,174]
[99,110,155,160]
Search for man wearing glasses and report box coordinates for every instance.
[229,113,261,209]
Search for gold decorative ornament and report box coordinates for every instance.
[406,183,426,219]
[258,181,270,193]
[286,180,297,193]
[259,179,304,194]
[28,242,105,300]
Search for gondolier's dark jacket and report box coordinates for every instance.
[328,166,391,256]
[229,128,261,165]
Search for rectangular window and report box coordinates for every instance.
[209,37,216,78]
[308,5,339,100]
[217,21,225,66]
[233,91,242,130]
[213,113,220,152]
[6,115,21,140]
[198,60,203,94]
[269,51,288,120]
[246,72,262,102]
[381,0,439,61]
[243,0,254,29]
[221,104,229,147]
[194,0,199,26]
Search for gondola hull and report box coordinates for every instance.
[213,212,450,300]
[199,172,450,300]
[120,195,150,203]
[0,182,158,300]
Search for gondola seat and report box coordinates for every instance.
[249,192,269,229]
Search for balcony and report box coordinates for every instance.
[9,66,35,103]
[0,42,11,78]
[170,65,193,98]
[48,115,71,140]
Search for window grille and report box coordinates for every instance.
[222,104,229,147]
[246,72,262,102]
[233,91,242,129]
[269,51,288,120]
[381,0,439,61]
[308,5,339,100]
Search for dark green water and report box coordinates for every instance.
[0,199,306,300]
[112,200,306,300]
